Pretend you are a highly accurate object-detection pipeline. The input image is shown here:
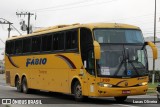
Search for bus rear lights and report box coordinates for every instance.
[98,82,112,87]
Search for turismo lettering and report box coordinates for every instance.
[26,58,47,67]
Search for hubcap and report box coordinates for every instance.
[23,81,27,92]
[76,85,82,98]
[16,80,20,91]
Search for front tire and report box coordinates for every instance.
[74,81,84,101]
[22,77,30,94]
[114,96,127,102]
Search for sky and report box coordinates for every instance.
[0,0,160,60]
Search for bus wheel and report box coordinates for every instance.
[74,81,84,101]
[114,96,127,102]
[22,77,30,94]
[15,77,22,92]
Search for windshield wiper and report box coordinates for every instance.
[114,46,127,76]
[114,47,144,77]
[128,60,140,76]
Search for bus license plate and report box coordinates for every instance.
[122,90,130,94]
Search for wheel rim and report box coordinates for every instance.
[75,84,82,98]
[22,80,27,92]
[16,79,20,91]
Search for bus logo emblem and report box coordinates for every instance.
[125,82,128,86]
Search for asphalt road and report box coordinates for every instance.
[0,74,159,107]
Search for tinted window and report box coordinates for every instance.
[94,29,144,43]
[42,35,52,52]
[32,37,41,52]
[23,38,31,53]
[15,40,22,54]
[53,33,64,50]
[65,30,78,49]
[6,41,15,54]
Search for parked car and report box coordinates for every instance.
[0,66,4,74]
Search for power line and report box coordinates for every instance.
[0,18,22,36]
[112,15,160,25]
[0,18,13,38]
[29,0,160,30]
[11,24,22,35]
[0,38,5,44]
[32,0,118,12]
[32,0,93,12]
[111,13,160,22]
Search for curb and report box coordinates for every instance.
[147,88,156,95]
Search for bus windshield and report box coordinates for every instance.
[94,29,148,78]
[94,29,144,43]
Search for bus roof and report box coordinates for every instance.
[7,23,140,41]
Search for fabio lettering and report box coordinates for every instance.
[26,58,47,67]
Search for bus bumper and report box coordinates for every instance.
[95,85,148,97]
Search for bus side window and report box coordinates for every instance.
[58,33,65,50]
[23,38,31,53]
[53,34,58,50]
[6,41,15,55]
[53,33,65,51]
[65,30,78,50]
[15,40,22,54]
[42,35,52,52]
[32,37,41,52]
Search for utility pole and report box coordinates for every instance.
[152,0,156,84]
[16,12,34,34]
[0,19,13,38]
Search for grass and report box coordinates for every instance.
[147,82,159,95]
[148,82,159,89]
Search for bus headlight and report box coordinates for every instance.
[98,82,112,87]
[139,82,147,86]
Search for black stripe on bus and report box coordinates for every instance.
[56,55,76,69]
[7,56,19,68]
[115,80,127,86]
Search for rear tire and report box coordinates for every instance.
[114,96,127,102]
[15,77,22,92]
[22,77,30,94]
[74,81,84,102]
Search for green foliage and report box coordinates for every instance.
[148,70,160,82]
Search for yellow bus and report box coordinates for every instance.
[5,23,158,102]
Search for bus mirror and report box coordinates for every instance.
[146,42,158,60]
[93,41,101,59]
